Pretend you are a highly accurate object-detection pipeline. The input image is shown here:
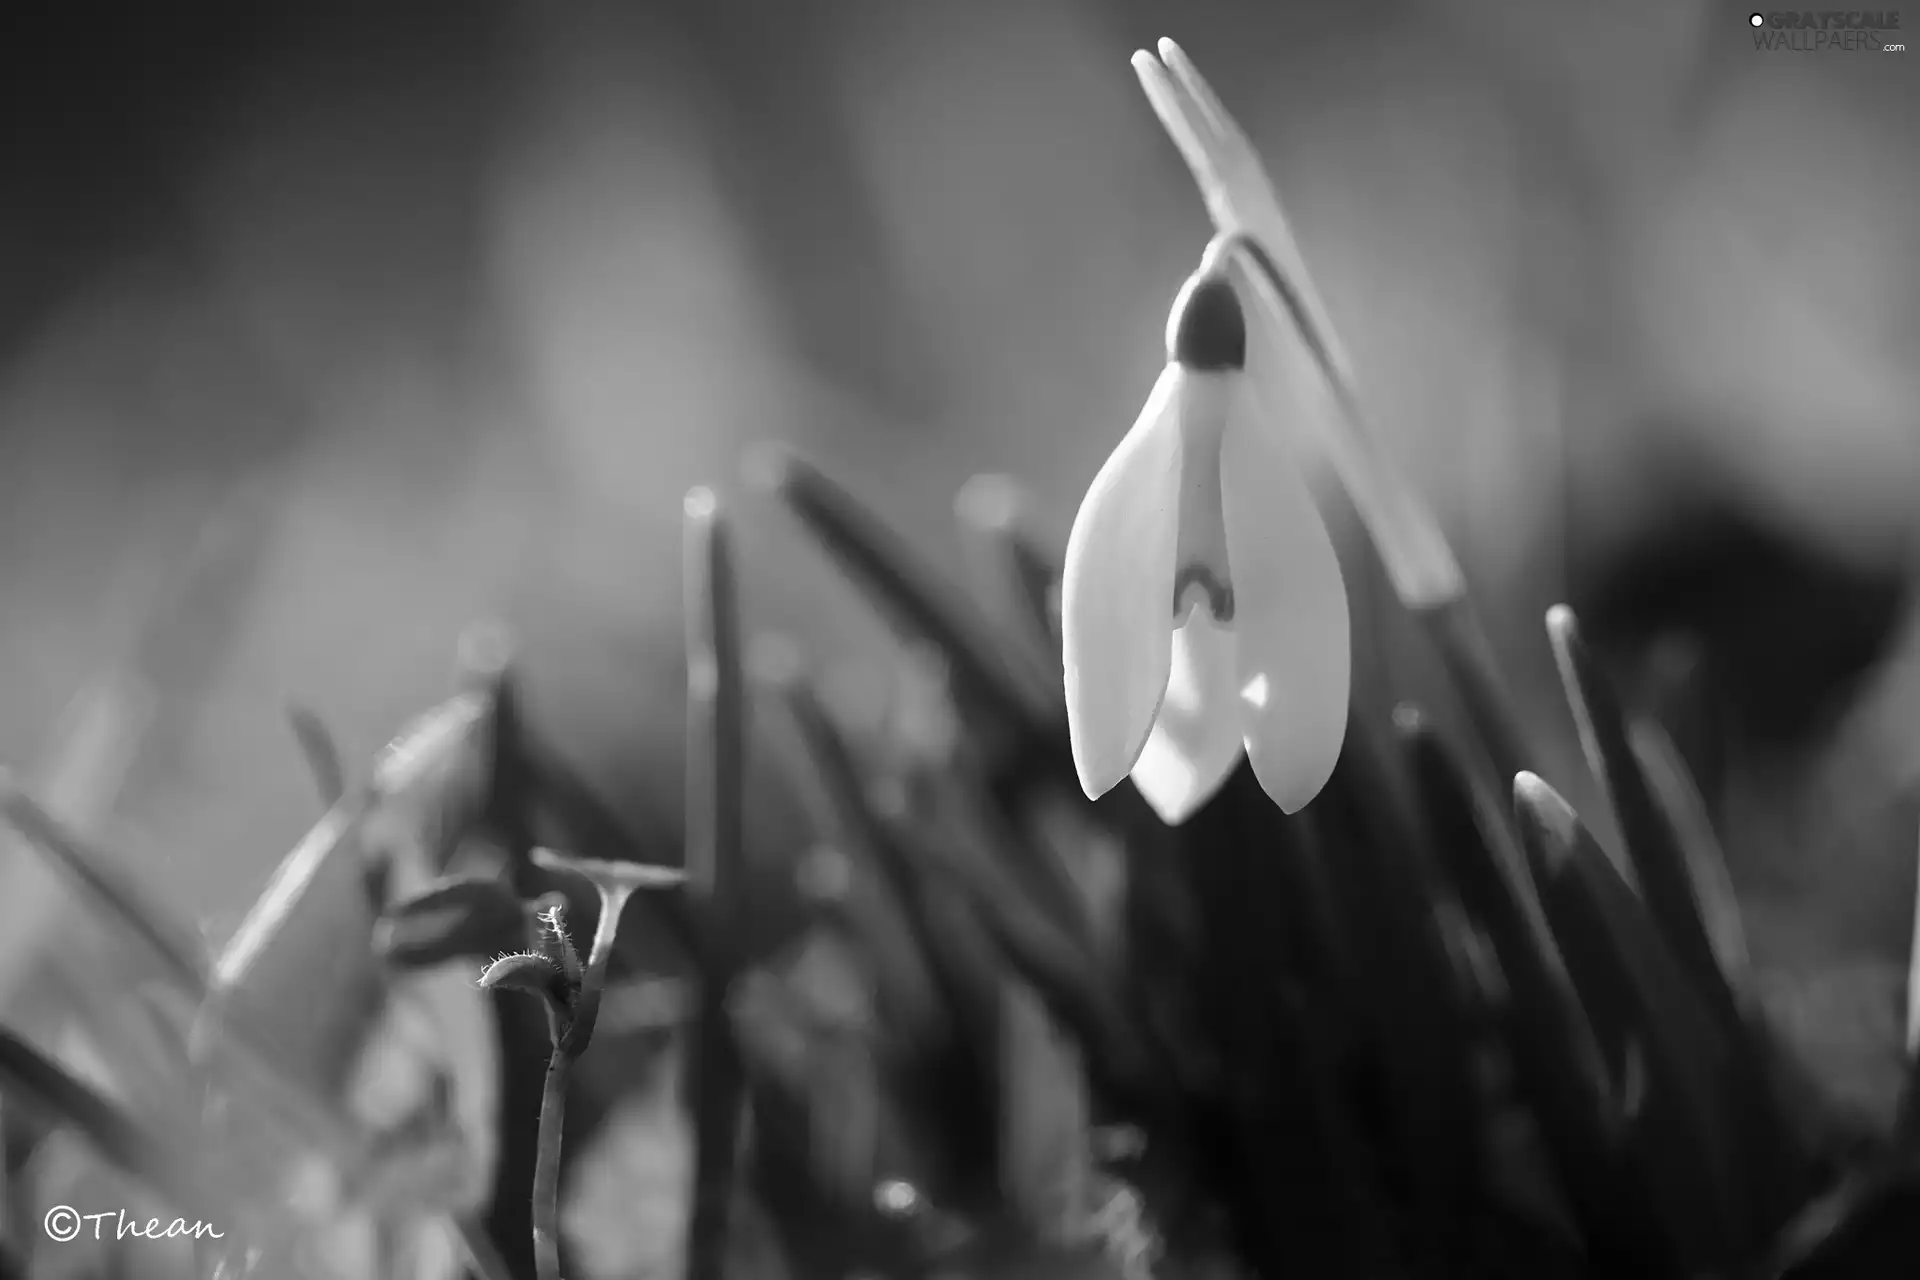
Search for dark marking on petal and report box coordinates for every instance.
[1173,565,1234,623]
[1170,274,1246,372]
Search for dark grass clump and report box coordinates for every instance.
[1,446,1919,1280]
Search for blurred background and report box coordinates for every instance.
[0,0,1916,1141]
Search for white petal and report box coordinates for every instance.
[1131,610,1244,825]
[1220,393,1350,815]
[1061,366,1185,799]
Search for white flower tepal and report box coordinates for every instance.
[1062,260,1350,825]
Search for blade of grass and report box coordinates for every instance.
[953,473,1064,689]
[1170,769,1410,1274]
[851,821,1012,1192]
[1898,815,1920,1150]
[1416,596,1532,789]
[731,971,922,1277]
[758,643,949,1052]
[683,486,748,1280]
[1556,607,1813,1228]
[1765,1169,1920,1280]
[893,647,1097,950]
[1193,965,1408,1277]
[0,1024,219,1220]
[746,445,1057,756]
[203,797,382,1097]
[889,784,1162,1109]
[1547,605,1739,1029]
[186,802,406,1185]
[1513,773,1746,1267]
[768,658,1008,1182]
[1632,716,1814,1229]
[1302,705,1490,1271]
[997,977,1093,1244]
[364,686,498,879]
[1398,709,1670,1270]
[0,675,155,1011]
[0,774,207,999]
[1626,720,1754,1016]
[285,703,347,809]
[376,876,544,969]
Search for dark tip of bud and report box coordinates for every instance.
[1168,273,1245,371]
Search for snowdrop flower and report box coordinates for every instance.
[1062,248,1350,824]
[1132,38,1463,612]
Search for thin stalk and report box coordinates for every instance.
[531,881,634,1280]
[684,487,747,1280]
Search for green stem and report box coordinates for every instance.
[683,489,747,1280]
[531,1045,568,1280]
[530,885,631,1280]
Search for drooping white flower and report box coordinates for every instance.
[1132,38,1464,612]
[1062,256,1349,824]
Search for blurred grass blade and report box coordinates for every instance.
[363,687,498,880]
[684,486,748,1280]
[758,642,949,1050]
[1513,773,1745,1266]
[892,652,1095,944]
[997,980,1104,1247]
[1397,709,1667,1266]
[889,791,1160,1106]
[1548,605,1739,1029]
[1415,596,1531,788]
[455,621,532,855]
[207,645,507,1181]
[205,799,381,1097]
[191,803,401,1191]
[0,1023,214,1212]
[1766,1171,1920,1279]
[1627,718,1754,1016]
[1302,708,1489,1268]
[286,703,347,809]
[747,445,1056,754]
[377,875,537,969]
[1640,634,1723,815]
[0,773,207,998]
[122,476,278,707]
[1911,810,1920,1067]
[911,868,1014,1047]
[0,675,155,1010]
[0,674,187,1143]
[954,473,1064,682]
[1630,720,1809,1228]
[1900,816,1920,1148]
[730,971,917,1277]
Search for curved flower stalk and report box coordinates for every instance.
[482,847,686,1280]
[1131,38,1462,613]
[1062,246,1350,824]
